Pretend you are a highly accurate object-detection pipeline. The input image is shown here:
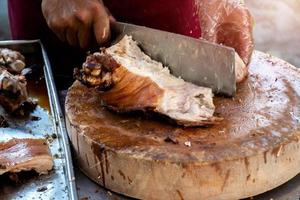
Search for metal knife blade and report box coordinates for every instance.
[111,22,236,96]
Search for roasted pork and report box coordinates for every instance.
[0,68,28,113]
[0,138,53,175]
[75,35,220,126]
[0,49,35,114]
[0,48,26,74]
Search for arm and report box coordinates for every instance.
[41,0,114,49]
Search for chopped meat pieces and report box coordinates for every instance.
[74,51,119,91]
[0,48,26,74]
[0,49,35,115]
[0,68,28,113]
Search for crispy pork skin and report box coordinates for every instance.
[0,48,26,74]
[75,35,219,126]
[0,138,53,175]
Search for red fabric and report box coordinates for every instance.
[8,0,45,40]
[104,0,201,38]
[9,0,201,40]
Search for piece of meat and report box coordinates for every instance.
[0,116,9,128]
[75,35,220,126]
[0,68,29,113]
[0,49,36,115]
[0,138,53,175]
[0,48,26,74]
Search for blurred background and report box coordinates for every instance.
[0,0,299,68]
[0,0,10,40]
[245,0,300,68]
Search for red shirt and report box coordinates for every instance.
[9,0,201,39]
[104,0,201,38]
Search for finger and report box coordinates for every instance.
[93,13,110,45]
[52,26,67,42]
[46,18,67,42]
[73,9,93,49]
[66,28,79,47]
[104,6,116,23]
[220,9,254,65]
[78,23,92,49]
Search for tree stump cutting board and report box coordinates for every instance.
[65,51,300,200]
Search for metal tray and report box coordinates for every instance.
[0,40,78,200]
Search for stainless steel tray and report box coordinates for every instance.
[0,40,78,200]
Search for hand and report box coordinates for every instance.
[197,0,254,66]
[42,0,114,49]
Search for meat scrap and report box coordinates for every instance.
[0,48,35,115]
[0,138,53,175]
[75,35,221,127]
[0,48,26,74]
[0,115,8,128]
[0,69,28,113]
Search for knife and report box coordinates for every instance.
[111,22,236,96]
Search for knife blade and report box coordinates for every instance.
[111,22,236,96]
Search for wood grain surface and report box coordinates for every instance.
[65,51,300,200]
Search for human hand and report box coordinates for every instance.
[42,0,114,49]
[197,0,254,66]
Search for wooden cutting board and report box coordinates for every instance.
[65,51,300,200]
